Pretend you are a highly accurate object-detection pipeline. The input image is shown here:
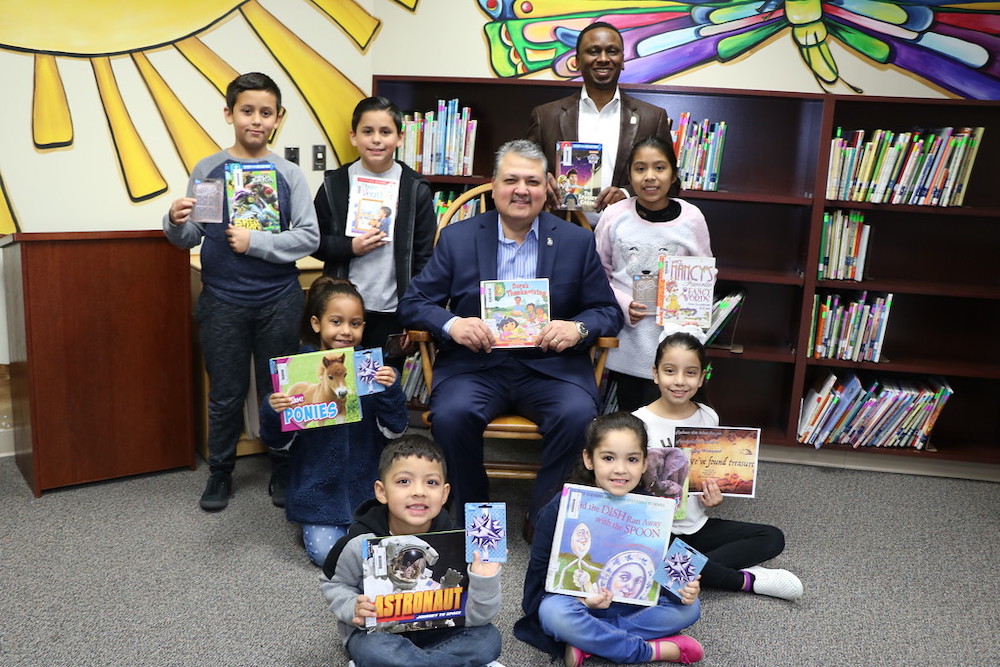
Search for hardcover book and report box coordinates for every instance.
[673,426,760,498]
[346,174,399,238]
[656,256,717,328]
[225,162,280,232]
[545,484,675,607]
[556,141,602,211]
[653,537,707,600]
[480,279,550,348]
[268,347,365,431]
[361,530,468,633]
[464,502,508,563]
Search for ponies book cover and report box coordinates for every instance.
[545,484,675,607]
[362,530,468,633]
[480,279,550,348]
[268,347,374,431]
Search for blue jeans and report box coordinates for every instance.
[301,524,347,566]
[346,623,501,667]
[538,593,701,664]
[196,284,304,473]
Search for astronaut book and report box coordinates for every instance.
[268,347,365,431]
[464,502,508,563]
[545,484,675,607]
[653,537,707,601]
[362,530,468,632]
[480,279,550,348]
[556,141,602,211]
[224,162,280,232]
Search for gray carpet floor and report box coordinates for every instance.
[2,450,998,666]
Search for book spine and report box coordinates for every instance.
[953,127,984,206]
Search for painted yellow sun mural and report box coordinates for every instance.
[0,0,420,233]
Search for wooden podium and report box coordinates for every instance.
[1,231,196,495]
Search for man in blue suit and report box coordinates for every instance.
[398,140,624,527]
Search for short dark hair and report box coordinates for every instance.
[225,72,281,111]
[378,434,448,481]
[576,21,623,55]
[352,96,403,132]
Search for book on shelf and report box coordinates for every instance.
[818,210,871,281]
[480,279,550,348]
[346,175,399,239]
[556,141,602,211]
[225,162,280,232]
[705,289,745,346]
[672,112,727,191]
[654,537,707,601]
[545,484,675,606]
[797,373,953,449]
[810,291,893,363]
[269,347,373,431]
[400,350,428,405]
[464,502,508,563]
[673,426,760,498]
[361,529,468,633]
[656,256,716,328]
[828,126,984,207]
[397,99,478,176]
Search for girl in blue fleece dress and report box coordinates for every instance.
[260,276,408,565]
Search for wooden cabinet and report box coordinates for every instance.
[374,76,1000,476]
[2,232,196,495]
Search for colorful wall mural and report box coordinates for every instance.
[478,1,1000,99]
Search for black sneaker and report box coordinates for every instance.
[200,471,232,511]
[269,473,286,508]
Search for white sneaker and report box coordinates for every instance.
[746,565,803,600]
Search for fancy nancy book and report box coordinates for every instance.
[656,255,716,328]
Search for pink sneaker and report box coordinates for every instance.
[650,635,704,664]
[564,644,590,667]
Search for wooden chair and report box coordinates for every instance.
[408,182,618,480]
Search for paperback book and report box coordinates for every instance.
[673,426,760,498]
[464,502,508,563]
[225,162,280,232]
[632,274,659,310]
[545,484,675,607]
[480,279,550,348]
[269,347,368,431]
[346,174,399,238]
[556,141,602,211]
[361,530,468,633]
[191,178,223,223]
[654,537,707,601]
[642,447,690,521]
[656,256,717,328]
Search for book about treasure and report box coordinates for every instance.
[480,279,550,348]
[674,426,760,498]
[545,484,675,607]
[361,530,468,633]
[268,347,368,431]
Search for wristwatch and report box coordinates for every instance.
[575,321,589,340]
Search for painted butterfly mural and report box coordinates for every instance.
[477,0,1000,99]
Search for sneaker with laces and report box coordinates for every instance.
[200,471,232,511]
[746,565,803,600]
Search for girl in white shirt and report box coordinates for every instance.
[633,332,803,601]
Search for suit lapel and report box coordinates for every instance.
[616,94,640,186]
[536,214,558,278]
[477,212,499,281]
[558,94,581,146]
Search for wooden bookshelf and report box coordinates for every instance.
[373,76,1000,478]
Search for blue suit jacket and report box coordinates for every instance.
[397,210,624,400]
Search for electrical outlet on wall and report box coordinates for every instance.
[284,146,299,164]
[312,145,326,171]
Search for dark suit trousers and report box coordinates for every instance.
[429,358,597,519]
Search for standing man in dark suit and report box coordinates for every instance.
[527,21,671,213]
[397,140,623,525]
